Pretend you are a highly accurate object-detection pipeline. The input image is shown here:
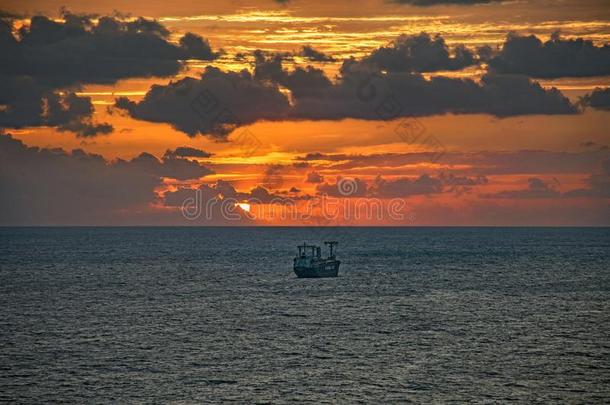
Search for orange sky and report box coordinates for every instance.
[1,0,609,225]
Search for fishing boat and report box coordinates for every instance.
[293,241,340,278]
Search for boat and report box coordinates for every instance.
[293,241,340,278]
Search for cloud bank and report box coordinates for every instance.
[0,134,213,224]
[116,40,576,138]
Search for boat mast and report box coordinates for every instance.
[324,241,338,259]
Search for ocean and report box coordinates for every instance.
[1,227,609,402]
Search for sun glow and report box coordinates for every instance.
[237,202,251,212]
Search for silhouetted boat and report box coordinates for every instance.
[293,241,340,278]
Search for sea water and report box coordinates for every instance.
[1,227,609,402]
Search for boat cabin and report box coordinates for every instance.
[296,241,338,259]
[297,243,321,258]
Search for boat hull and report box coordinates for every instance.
[294,260,340,278]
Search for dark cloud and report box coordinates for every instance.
[439,173,488,186]
[0,133,213,224]
[305,171,324,183]
[0,16,17,50]
[115,67,290,139]
[361,33,476,73]
[249,185,282,203]
[164,146,213,158]
[476,45,496,63]
[165,180,291,207]
[295,150,603,175]
[564,156,610,198]
[0,79,112,136]
[483,177,561,199]
[372,173,486,197]
[265,53,575,118]
[315,173,486,198]
[0,10,21,19]
[3,11,219,87]
[292,161,310,168]
[482,156,610,200]
[179,32,218,61]
[254,51,332,98]
[582,87,610,109]
[292,69,576,120]
[155,182,256,225]
[260,164,284,190]
[300,45,335,62]
[371,174,442,197]
[58,119,113,137]
[282,66,334,99]
[253,50,285,81]
[316,177,369,197]
[296,152,339,161]
[0,11,220,135]
[489,33,610,78]
[123,151,214,181]
[115,43,576,138]
[390,0,503,5]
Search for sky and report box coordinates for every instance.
[0,0,609,225]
